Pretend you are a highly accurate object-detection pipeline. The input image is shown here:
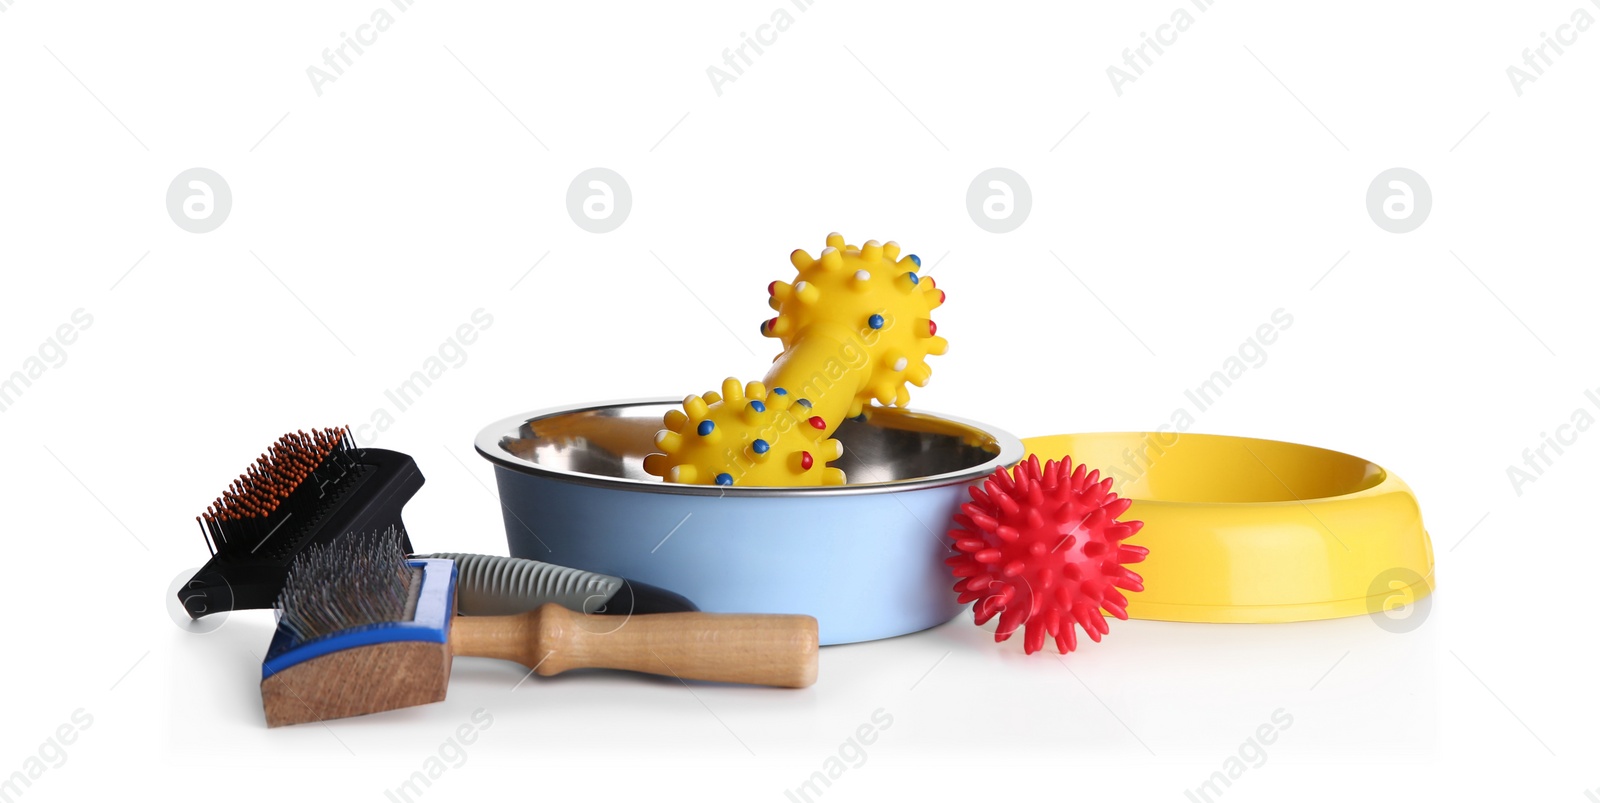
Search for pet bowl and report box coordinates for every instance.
[1024,432,1436,624]
[477,400,1023,645]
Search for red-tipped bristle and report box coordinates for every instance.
[200,426,354,546]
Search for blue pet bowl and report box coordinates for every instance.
[475,399,1022,645]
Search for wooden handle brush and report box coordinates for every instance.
[261,532,817,728]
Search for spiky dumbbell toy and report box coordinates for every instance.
[644,233,947,487]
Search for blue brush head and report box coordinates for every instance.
[263,553,456,680]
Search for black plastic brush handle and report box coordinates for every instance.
[178,447,424,618]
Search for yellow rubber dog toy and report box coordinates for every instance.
[645,234,947,486]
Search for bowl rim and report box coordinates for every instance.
[1021,431,1403,507]
[475,397,1024,497]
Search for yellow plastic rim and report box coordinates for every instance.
[1022,432,1436,624]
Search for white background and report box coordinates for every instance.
[2,1,1596,800]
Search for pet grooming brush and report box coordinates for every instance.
[178,427,697,619]
[179,427,424,618]
[261,531,817,727]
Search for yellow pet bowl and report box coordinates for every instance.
[1022,432,1435,624]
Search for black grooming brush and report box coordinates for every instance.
[177,427,423,618]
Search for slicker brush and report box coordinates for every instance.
[261,532,819,727]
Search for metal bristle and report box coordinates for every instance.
[274,527,412,644]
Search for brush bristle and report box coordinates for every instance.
[274,528,411,644]
[196,427,362,558]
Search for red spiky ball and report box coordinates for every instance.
[946,454,1148,655]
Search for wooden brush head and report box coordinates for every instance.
[260,639,451,726]
[261,533,457,727]
[262,641,451,728]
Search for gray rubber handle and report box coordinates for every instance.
[418,552,623,616]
